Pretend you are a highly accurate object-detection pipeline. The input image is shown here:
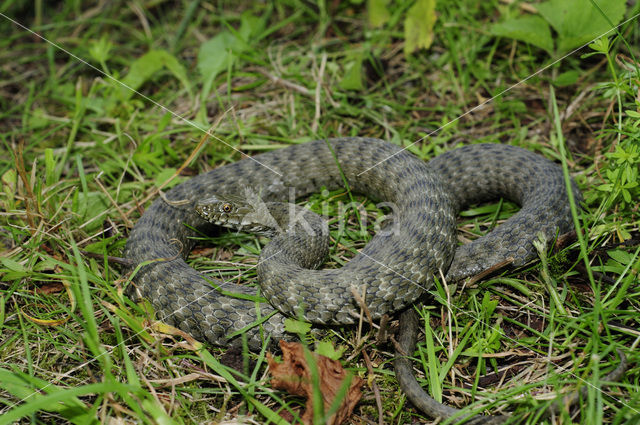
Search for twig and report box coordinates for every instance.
[312,52,326,133]
[362,350,385,425]
[351,285,374,326]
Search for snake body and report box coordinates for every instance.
[126,138,460,345]
[125,137,585,419]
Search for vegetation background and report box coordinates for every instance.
[0,0,639,424]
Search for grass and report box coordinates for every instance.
[1,0,639,424]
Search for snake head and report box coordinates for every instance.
[195,193,277,235]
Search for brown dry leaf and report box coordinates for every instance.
[36,281,66,295]
[267,340,363,425]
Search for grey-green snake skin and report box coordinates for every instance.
[124,137,603,422]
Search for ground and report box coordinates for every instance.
[0,1,639,424]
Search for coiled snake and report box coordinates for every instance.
[124,138,624,422]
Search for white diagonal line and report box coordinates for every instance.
[0,12,283,177]
[357,12,640,176]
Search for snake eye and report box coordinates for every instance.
[221,203,233,213]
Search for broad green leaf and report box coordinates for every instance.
[120,50,192,100]
[315,340,344,360]
[284,318,312,335]
[198,13,263,88]
[2,168,16,189]
[554,69,580,86]
[154,168,179,189]
[0,258,26,273]
[239,11,265,41]
[161,52,193,97]
[197,32,240,99]
[77,192,110,231]
[608,249,634,265]
[404,0,437,55]
[537,0,626,53]
[490,15,554,53]
[368,0,390,28]
[196,13,264,124]
[340,54,364,91]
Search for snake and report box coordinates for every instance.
[124,137,624,421]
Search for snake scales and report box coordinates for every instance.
[125,137,620,421]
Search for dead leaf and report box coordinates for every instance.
[36,282,65,295]
[267,340,363,425]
